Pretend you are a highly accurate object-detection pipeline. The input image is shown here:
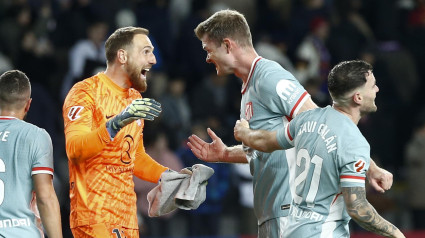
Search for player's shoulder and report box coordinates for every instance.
[257,58,294,77]
[12,120,51,141]
[71,74,101,92]
[64,74,102,106]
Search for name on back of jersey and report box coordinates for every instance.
[297,121,337,153]
[0,131,10,141]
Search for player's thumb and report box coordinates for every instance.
[369,179,385,193]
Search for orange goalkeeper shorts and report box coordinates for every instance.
[71,223,139,238]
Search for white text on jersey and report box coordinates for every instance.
[0,131,10,141]
[297,121,337,153]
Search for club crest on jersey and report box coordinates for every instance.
[276,80,297,102]
[245,102,253,120]
[354,159,366,173]
[68,106,84,121]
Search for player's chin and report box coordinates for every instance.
[133,79,147,92]
[216,68,229,76]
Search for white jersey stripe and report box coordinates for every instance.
[340,178,365,184]
[31,170,54,176]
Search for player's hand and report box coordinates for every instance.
[367,165,393,193]
[187,128,226,163]
[106,98,161,138]
[234,119,249,142]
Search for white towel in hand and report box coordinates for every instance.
[147,164,214,217]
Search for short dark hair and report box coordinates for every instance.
[194,9,253,47]
[328,60,373,102]
[0,70,31,110]
[105,27,149,63]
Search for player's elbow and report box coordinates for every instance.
[65,136,92,164]
[66,144,84,164]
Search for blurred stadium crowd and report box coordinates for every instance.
[1,0,425,237]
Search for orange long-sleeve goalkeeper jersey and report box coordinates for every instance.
[63,72,167,229]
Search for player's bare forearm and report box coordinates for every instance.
[234,119,281,153]
[236,129,280,153]
[222,144,248,163]
[342,187,404,238]
[34,175,63,238]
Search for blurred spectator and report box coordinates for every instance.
[173,0,211,93]
[134,127,184,237]
[190,73,240,145]
[404,110,425,229]
[61,20,109,100]
[159,77,192,150]
[303,76,330,107]
[135,0,173,71]
[115,8,137,28]
[255,34,296,75]
[0,4,32,62]
[17,30,56,90]
[176,123,231,237]
[295,16,331,85]
[328,0,375,63]
[0,52,13,74]
[233,163,257,236]
[255,0,292,38]
[405,0,425,108]
[287,0,330,58]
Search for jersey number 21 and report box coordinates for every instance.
[293,149,323,208]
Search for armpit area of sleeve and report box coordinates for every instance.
[65,124,112,163]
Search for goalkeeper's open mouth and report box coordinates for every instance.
[141,68,150,80]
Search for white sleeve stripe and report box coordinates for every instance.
[292,93,311,117]
[340,178,365,184]
[31,170,54,176]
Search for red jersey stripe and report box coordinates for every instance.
[289,91,308,118]
[32,167,54,172]
[340,175,365,180]
[241,57,262,94]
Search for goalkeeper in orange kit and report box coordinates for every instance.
[63,27,169,238]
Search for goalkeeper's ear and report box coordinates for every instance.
[118,49,127,63]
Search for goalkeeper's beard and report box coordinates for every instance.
[126,63,147,92]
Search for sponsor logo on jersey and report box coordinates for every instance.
[68,106,84,121]
[276,80,299,103]
[245,102,253,120]
[0,218,31,228]
[354,159,366,173]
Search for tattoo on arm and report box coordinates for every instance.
[342,187,398,237]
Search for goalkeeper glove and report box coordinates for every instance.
[106,98,161,138]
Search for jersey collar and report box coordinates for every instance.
[241,56,262,94]
[0,116,17,120]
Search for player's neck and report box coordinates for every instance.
[0,110,24,120]
[332,104,361,125]
[104,65,130,89]
[234,48,258,83]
